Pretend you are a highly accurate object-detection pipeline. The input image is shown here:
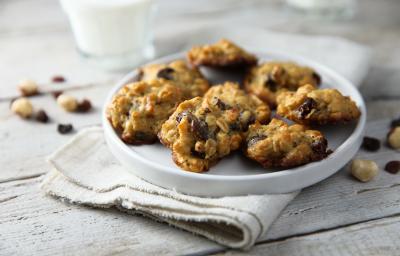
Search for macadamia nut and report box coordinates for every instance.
[387,127,400,149]
[18,79,39,96]
[11,97,33,118]
[350,159,379,182]
[57,94,78,112]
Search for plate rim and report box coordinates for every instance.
[102,50,366,183]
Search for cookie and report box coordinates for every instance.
[107,80,184,144]
[244,61,321,107]
[187,39,258,68]
[137,60,209,99]
[245,118,330,168]
[276,84,361,125]
[159,82,270,172]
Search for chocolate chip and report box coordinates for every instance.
[157,67,174,80]
[390,117,400,128]
[384,161,400,174]
[52,76,65,83]
[311,138,328,154]
[215,98,230,110]
[265,74,277,92]
[35,110,49,123]
[362,136,381,151]
[312,72,322,85]
[77,99,92,112]
[52,90,63,99]
[247,135,266,147]
[191,118,208,141]
[175,111,208,140]
[297,97,317,119]
[57,123,73,134]
[191,148,206,159]
[176,111,193,123]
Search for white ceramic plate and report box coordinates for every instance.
[102,51,366,197]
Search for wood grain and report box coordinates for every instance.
[0,177,221,256]
[217,215,400,256]
[1,0,400,254]
[1,119,400,255]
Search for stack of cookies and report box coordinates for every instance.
[107,39,361,173]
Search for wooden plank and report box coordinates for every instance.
[1,117,400,255]
[0,83,112,182]
[217,215,400,256]
[0,31,121,99]
[0,177,221,256]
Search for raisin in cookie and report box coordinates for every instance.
[159,82,270,172]
[244,61,321,107]
[137,60,209,99]
[187,39,258,68]
[245,118,330,168]
[107,80,184,144]
[277,84,361,125]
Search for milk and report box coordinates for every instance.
[60,0,155,70]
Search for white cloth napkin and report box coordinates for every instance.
[41,27,371,249]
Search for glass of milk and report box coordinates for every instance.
[60,0,155,70]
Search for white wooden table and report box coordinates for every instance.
[1,0,400,255]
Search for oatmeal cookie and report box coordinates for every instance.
[276,84,361,125]
[107,80,184,144]
[187,39,258,68]
[159,82,270,172]
[245,118,330,168]
[244,61,321,107]
[137,60,209,99]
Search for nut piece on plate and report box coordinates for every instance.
[107,80,184,145]
[244,61,321,108]
[18,79,39,96]
[187,39,258,68]
[11,97,33,118]
[245,118,330,168]
[276,84,361,125]
[350,159,379,182]
[137,60,209,99]
[57,94,78,112]
[158,82,270,172]
[387,127,400,149]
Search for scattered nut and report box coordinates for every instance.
[57,123,73,134]
[387,127,400,149]
[384,161,400,174]
[77,99,92,112]
[57,94,78,112]
[52,75,66,83]
[350,159,379,182]
[35,109,49,123]
[361,136,380,152]
[18,79,39,96]
[52,90,63,99]
[11,97,33,118]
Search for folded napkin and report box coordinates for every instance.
[42,127,298,249]
[41,27,371,249]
